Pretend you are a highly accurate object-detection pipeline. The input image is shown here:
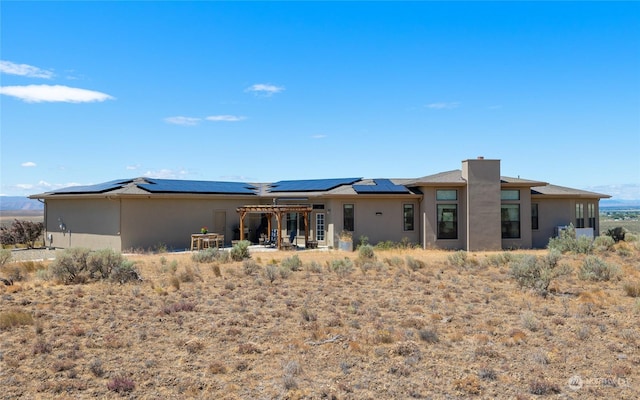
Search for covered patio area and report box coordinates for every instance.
[236,204,313,250]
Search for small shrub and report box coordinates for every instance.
[578,256,620,281]
[406,256,425,271]
[521,311,541,332]
[50,247,92,284]
[109,260,140,284]
[264,265,278,283]
[357,244,375,261]
[510,251,571,296]
[107,375,135,394]
[548,224,593,254]
[485,252,513,267]
[447,250,468,267]
[243,259,261,276]
[331,258,354,277]
[0,219,44,248]
[418,328,439,343]
[279,265,292,279]
[281,254,303,271]
[307,261,322,273]
[384,256,404,268]
[230,240,251,261]
[593,235,615,252]
[191,248,220,263]
[529,378,560,395]
[211,264,222,277]
[89,358,104,377]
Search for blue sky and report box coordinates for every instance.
[1,1,639,199]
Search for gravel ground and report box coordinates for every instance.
[7,248,58,262]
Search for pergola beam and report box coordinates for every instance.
[236,205,313,250]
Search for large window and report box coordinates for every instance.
[437,204,457,239]
[588,204,595,228]
[531,203,539,230]
[286,213,298,233]
[343,204,354,232]
[501,204,520,238]
[403,204,414,231]
[576,203,585,228]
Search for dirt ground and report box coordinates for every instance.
[1,245,639,399]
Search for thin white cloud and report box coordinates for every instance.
[14,180,81,193]
[21,161,37,167]
[143,169,189,179]
[126,164,140,170]
[245,83,285,96]
[205,115,246,122]
[426,102,460,110]
[0,84,114,103]
[164,116,201,126]
[311,134,327,139]
[0,60,54,79]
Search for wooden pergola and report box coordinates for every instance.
[236,205,313,250]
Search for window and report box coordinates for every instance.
[588,204,595,228]
[437,204,457,239]
[531,203,539,230]
[501,189,520,200]
[403,204,414,231]
[501,204,520,238]
[436,189,457,201]
[286,213,298,233]
[343,204,354,232]
[316,213,325,241]
[575,203,584,228]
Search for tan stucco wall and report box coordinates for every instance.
[500,187,533,250]
[531,198,601,248]
[326,197,420,248]
[120,197,257,250]
[44,198,122,251]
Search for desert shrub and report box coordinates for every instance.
[87,249,125,279]
[243,259,261,275]
[510,250,571,296]
[418,328,439,343]
[384,256,404,268]
[0,310,34,330]
[306,261,322,273]
[50,247,92,284]
[0,249,12,267]
[230,240,251,261]
[358,244,375,261]
[281,254,302,271]
[107,375,135,394]
[191,248,220,263]
[578,256,620,281]
[623,281,640,297]
[264,265,278,283]
[374,240,396,250]
[110,260,140,284]
[593,235,615,252]
[279,265,292,279]
[447,250,468,267]
[406,256,425,271]
[606,227,626,243]
[548,224,593,254]
[0,219,44,248]
[529,379,560,395]
[51,248,139,284]
[485,252,515,267]
[331,258,354,277]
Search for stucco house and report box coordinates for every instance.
[29,158,610,252]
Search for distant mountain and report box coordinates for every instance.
[0,196,44,211]
[600,199,640,209]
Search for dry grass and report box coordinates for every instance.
[1,246,639,399]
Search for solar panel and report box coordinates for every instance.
[353,179,410,194]
[53,179,133,194]
[138,178,257,194]
[269,178,362,192]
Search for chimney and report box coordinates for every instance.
[477,156,484,160]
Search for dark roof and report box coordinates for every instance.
[353,179,411,194]
[49,179,134,194]
[269,178,362,192]
[138,178,257,195]
[531,184,611,198]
